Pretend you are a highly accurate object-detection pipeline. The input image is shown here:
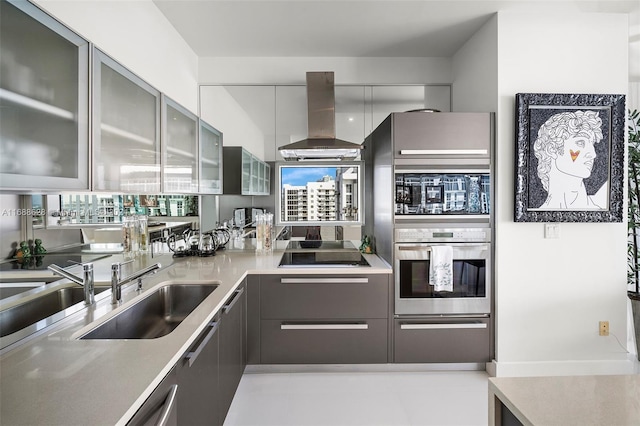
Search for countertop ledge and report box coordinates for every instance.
[0,245,390,426]
[489,375,640,426]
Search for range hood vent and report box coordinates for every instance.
[279,72,363,161]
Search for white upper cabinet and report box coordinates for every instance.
[0,0,90,190]
[162,95,199,193]
[92,48,161,193]
[198,120,223,194]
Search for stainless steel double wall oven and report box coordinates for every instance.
[364,111,494,363]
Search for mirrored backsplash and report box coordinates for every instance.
[33,194,199,227]
[0,194,201,259]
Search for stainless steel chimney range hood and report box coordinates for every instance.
[278,72,363,161]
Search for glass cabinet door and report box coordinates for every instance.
[199,119,223,194]
[93,48,160,193]
[241,149,252,194]
[264,163,271,195]
[162,95,198,193]
[0,0,89,190]
[251,155,259,194]
[257,162,265,194]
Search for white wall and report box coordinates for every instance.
[200,86,266,159]
[34,0,199,112]
[199,57,452,85]
[492,12,630,376]
[452,15,498,113]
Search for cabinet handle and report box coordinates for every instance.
[399,149,488,155]
[223,287,244,314]
[185,321,218,367]
[400,323,487,330]
[280,277,369,284]
[281,323,369,330]
[156,384,178,426]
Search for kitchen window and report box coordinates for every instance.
[275,162,363,226]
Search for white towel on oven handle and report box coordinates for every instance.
[429,245,453,292]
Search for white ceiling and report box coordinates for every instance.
[153,0,640,58]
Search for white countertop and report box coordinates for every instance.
[0,241,390,425]
[488,375,640,425]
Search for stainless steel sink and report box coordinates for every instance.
[0,286,110,338]
[80,284,218,340]
[0,285,42,300]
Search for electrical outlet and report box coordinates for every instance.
[599,321,609,336]
[544,223,560,239]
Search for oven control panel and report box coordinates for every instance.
[395,228,490,243]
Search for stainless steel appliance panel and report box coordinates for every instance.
[395,172,490,217]
[394,229,491,315]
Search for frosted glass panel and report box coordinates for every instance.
[0,0,89,190]
[199,120,222,194]
[93,50,160,193]
[163,97,198,193]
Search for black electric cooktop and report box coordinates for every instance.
[279,240,369,268]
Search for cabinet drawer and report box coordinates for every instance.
[260,274,389,319]
[261,319,388,364]
[394,317,491,363]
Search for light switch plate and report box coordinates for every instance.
[544,223,560,239]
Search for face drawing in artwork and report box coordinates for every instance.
[532,110,604,209]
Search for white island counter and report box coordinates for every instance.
[489,374,640,425]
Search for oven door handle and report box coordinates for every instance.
[397,246,432,252]
[400,323,487,330]
[396,244,490,251]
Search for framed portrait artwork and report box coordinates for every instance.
[514,93,625,222]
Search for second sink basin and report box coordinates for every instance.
[80,284,218,340]
[0,286,110,338]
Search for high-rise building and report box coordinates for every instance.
[281,169,360,222]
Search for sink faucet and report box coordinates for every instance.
[111,261,162,304]
[48,262,95,305]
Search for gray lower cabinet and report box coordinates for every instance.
[219,281,247,420]
[176,318,221,425]
[126,282,249,426]
[258,274,390,364]
[127,367,178,426]
[246,275,261,365]
[261,319,388,364]
[393,317,491,363]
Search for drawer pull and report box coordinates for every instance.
[280,277,369,284]
[223,287,244,314]
[156,384,179,426]
[399,149,488,156]
[400,323,487,330]
[281,323,369,330]
[186,321,218,367]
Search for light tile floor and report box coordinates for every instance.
[224,369,489,426]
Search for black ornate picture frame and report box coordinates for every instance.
[515,93,625,222]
